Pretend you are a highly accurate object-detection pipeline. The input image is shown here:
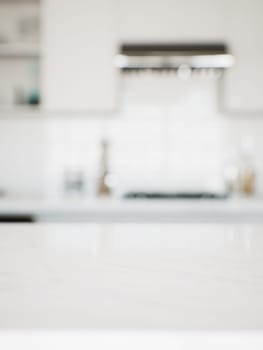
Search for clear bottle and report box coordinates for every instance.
[238,138,256,197]
[63,168,86,197]
[223,149,239,195]
[97,139,111,197]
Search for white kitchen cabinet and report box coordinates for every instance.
[223,0,263,112]
[41,0,117,112]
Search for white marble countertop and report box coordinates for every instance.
[0,196,263,222]
[1,223,263,330]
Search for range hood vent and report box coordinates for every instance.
[114,43,235,72]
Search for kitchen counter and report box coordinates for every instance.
[1,222,263,330]
[0,196,263,222]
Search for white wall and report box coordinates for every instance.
[116,0,227,41]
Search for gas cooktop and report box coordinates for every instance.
[123,191,228,200]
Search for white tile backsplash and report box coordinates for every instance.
[0,119,47,196]
[1,76,263,197]
[40,78,231,194]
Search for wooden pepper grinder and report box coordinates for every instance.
[97,139,111,197]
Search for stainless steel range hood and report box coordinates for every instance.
[114,43,235,72]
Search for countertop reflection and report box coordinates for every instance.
[0,223,263,330]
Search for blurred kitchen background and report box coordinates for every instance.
[0,0,263,222]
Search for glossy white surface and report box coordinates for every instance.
[1,197,263,222]
[1,223,263,329]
